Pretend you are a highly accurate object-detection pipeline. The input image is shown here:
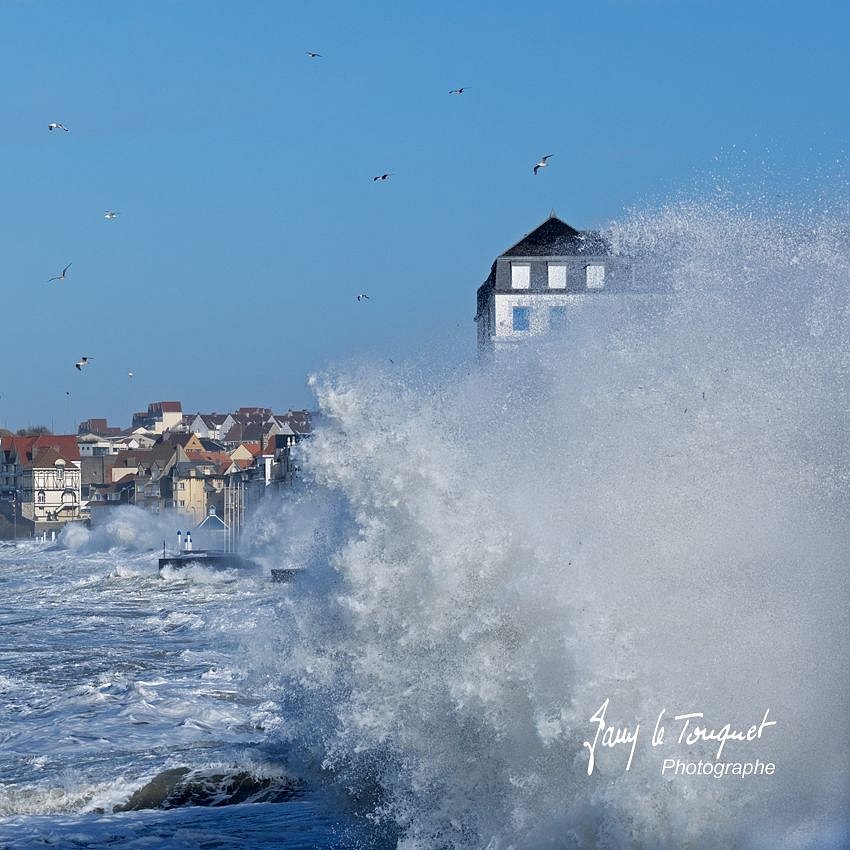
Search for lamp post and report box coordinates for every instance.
[7,488,18,540]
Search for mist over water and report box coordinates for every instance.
[57,505,180,555]
[254,200,849,849]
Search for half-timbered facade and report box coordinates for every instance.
[19,448,82,528]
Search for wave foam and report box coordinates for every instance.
[253,199,849,848]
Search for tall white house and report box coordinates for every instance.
[475,213,636,356]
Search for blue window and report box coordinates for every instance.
[549,305,567,331]
[512,306,531,331]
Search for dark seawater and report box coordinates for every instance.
[0,536,390,849]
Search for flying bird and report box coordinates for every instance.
[128,371,134,378]
[48,263,71,282]
[356,293,370,301]
[104,211,119,220]
[305,51,322,58]
[75,357,92,371]
[449,87,466,95]
[373,173,393,181]
[533,154,553,175]
[48,122,69,132]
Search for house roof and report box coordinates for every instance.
[191,450,230,465]
[281,410,312,435]
[157,433,198,449]
[499,212,608,258]
[173,451,231,476]
[20,446,79,471]
[235,441,262,457]
[77,418,122,437]
[223,422,267,443]
[191,413,228,427]
[38,435,82,460]
[196,509,227,530]
[112,448,154,472]
[3,435,81,465]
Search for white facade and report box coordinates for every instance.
[77,434,128,457]
[479,255,622,354]
[475,214,649,357]
[188,414,228,441]
[20,457,82,525]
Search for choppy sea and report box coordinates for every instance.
[0,536,389,849]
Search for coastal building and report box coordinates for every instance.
[78,450,118,503]
[2,436,77,533]
[77,418,123,439]
[131,401,183,434]
[87,477,135,517]
[171,446,227,524]
[77,434,124,458]
[184,413,229,441]
[475,212,637,356]
[1,404,314,538]
[18,447,82,532]
[1,435,82,533]
[192,505,228,550]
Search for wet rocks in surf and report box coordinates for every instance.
[114,766,303,811]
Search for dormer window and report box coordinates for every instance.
[511,263,530,289]
[548,263,567,289]
[586,264,605,289]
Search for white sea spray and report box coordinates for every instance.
[57,505,180,555]
[250,199,850,849]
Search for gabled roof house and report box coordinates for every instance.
[475,212,641,355]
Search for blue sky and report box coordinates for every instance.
[1,0,847,432]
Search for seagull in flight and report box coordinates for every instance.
[48,263,71,282]
[305,51,322,58]
[373,173,393,182]
[533,154,553,175]
[75,357,92,371]
[449,87,466,95]
[104,211,119,220]
[356,293,370,301]
[48,122,69,132]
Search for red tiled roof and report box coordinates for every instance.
[35,435,80,460]
[5,435,80,464]
[184,450,231,467]
[20,446,79,470]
